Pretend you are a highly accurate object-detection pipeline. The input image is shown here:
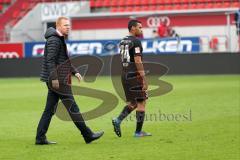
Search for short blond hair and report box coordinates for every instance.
[56,17,69,27]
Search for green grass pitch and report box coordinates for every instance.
[0,75,239,160]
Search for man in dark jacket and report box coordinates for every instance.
[36,17,104,145]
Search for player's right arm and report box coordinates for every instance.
[133,39,148,91]
[134,56,148,91]
[46,37,60,89]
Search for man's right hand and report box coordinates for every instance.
[142,77,148,91]
[52,79,59,89]
[139,74,148,91]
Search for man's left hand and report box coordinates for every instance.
[75,73,82,82]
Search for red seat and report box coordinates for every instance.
[110,7,118,12]
[102,0,112,7]
[174,4,181,10]
[156,5,165,11]
[111,0,118,7]
[126,0,141,6]
[196,3,206,9]
[214,2,222,8]
[149,0,158,5]
[90,0,95,7]
[3,0,11,4]
[125,6,134,12]
[133,6,141,11]
[117,7,125,12]
[198,0,209,2]
[211,0,224,2]
[148,5,157,11]
[126,0,134,6]
[190,3,198,9]
[118,0,125,7]
[21,2,30,10]
[141,0,149,5]
[190,0,207,3]
[182,0,189,3]
[181,4,189,9]
[141,5,149,11]
[92,0,240,11]
[223,2,231,8]
[12,10,20,18]
[205,2,214,9]
[232,2,240,8]
[172,0,182,4]
[164,4,173,10]
[94,0,103,8]
[135,0,142,6]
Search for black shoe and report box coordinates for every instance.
[112,118,121,137]
[35,139,57,145]
[84,131,104,144]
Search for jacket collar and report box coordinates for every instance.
[56,29,64,37]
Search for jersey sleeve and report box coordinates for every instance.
[133,39,143,57]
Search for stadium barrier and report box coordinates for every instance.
[0,53,239,77]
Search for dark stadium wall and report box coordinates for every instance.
[0,53,239,77]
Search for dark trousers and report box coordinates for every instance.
[36,84,92,140]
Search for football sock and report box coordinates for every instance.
[117,105,133,123]
[135,111,145,133]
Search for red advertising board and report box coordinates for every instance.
[0,43,23,59]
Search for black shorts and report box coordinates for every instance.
[121,71,148,103]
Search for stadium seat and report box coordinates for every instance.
[156,5,165,11]
[12,10,20,18]
[94,0,103,8]
[118,0,126,7]
[163,4,173,11]
[205,2,214,9]
[110,7,118,12]
[182,0,190,3]
[141,5,149,11]
[89,0,240,13]
[124,6,133,12]
[232,2,240,8]
[90,0,95,8]
[223,2,231,8]
[102,0,112,7]
[133,6,141,12]
[125,0,133,6]
[141,0,149,6]
[111,0,119,7]
[214,2,222,8]
[2,0,11,4]
[195,3,206,9]
[148,5,157,11]
[148,0,158,5]
[135,0,142,6]
[190,3,198,9]
[117,7,125,12]
[174,4,181,10]
[21,2,30,10]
